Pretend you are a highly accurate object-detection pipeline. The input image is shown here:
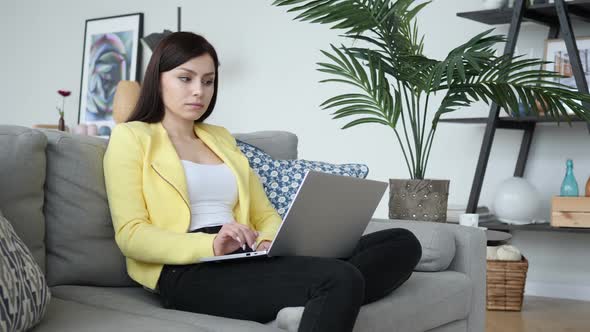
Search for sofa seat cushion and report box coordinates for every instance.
[257,271,473,332]
[31,298,204,332]
[354,271,472,332]
[51,271,470,332]
[426,319,467,332]
[50,286,283,332]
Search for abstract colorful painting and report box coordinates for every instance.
[78,13,143,132]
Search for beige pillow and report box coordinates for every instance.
[112,80,141,124]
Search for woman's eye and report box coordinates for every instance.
[179,77,191,82]
[204,80,214,86]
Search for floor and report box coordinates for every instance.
[486,296,590,332]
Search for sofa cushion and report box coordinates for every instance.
[0,209,51,332]
[32,298,204,332]
[237,140,369,217]
[51,271,470,332]
[42,130,135,287]
[364,220,456,272]
[425,319,467,332]
[233,131,298,160]
[260,272,472,332]
[50,286,283,332]
[0,125,47,271]
[353,271,471,332]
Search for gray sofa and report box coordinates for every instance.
[0,125,486,332]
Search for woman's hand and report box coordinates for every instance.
[256,240,272,252]
[213,222,259,256]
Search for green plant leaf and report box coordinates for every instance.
[320,93,375,107]
[331,109,386,119]
[341,117,391,129]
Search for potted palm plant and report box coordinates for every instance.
[273,0,590,222]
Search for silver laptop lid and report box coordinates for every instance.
[268,170,387,258]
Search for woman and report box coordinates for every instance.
[103,32,422,332]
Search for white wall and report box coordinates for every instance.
[1,0,589,300]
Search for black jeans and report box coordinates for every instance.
[157,226,422,332]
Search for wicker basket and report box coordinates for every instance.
[486,256,528,311]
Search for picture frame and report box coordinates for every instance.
[78,13,143,133]
[543,37,590,91]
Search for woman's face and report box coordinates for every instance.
[160,54,216,122]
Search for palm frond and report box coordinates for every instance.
[428,29,504,91]
[272,0,395,34]
[274,0,429,55]
[432,92,471,128]
[346,48,436,91]
[433,54,590,123]
[317,44,398,128]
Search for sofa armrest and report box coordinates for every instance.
[442,223,485,332]
[368,219,486,332]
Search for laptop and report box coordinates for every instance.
[199,170,388,262]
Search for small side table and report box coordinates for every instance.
[486,229,512,246]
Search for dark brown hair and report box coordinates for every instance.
[126,32,220,123]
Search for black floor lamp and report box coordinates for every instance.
[141,6,181,51]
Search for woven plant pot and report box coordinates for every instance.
[388,179,450,222]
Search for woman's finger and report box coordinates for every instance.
[221,228,242,246]
[232,222,258,249]
[229,226,250,250]
[257,243,268,251]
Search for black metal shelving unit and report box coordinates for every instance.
[479,220,590,233]
[457,0,590,25]
[448,0,590,233]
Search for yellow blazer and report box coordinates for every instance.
[103,121,281,289]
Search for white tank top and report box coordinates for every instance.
[181,160,239,231]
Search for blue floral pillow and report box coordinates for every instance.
[237,140,369,218]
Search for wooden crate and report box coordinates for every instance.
[486,256,528,311]
[551,196,590,228]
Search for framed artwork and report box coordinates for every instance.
[78,13,143,134]
[544,37,590,90]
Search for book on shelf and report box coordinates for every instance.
[447,205,494,223]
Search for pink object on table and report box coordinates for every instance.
[73,124,88,135]
[87,124,98,136]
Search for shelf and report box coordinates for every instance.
[457,0,590,26]
[439,115,587,128]
[479,219,590,233]
[374,218,590,233]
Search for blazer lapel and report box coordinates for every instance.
[149,122,251,223]
[150,123,190,207]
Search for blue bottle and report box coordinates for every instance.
[560,159,579,197]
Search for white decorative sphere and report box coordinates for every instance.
[493,177,541,225]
